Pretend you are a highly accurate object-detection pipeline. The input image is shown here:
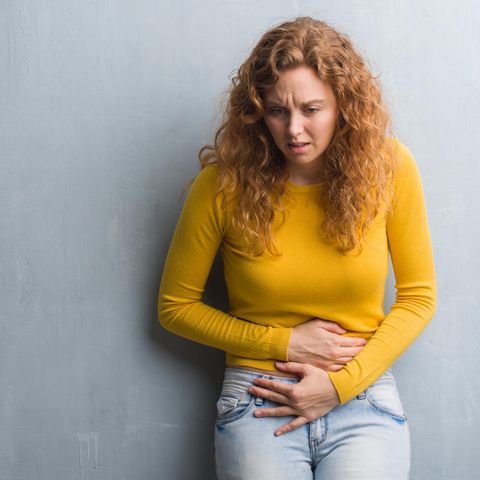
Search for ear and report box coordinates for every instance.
[337,111,346,129]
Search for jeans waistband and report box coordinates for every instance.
[224,367,301,383]
[222,366,395,387]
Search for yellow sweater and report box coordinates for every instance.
[157,139,437,404]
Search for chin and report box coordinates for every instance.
[286,155,319,165]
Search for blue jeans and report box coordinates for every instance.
[214,367,410,479]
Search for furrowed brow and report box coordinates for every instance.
[265,99,327,107]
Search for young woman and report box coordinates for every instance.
[158,16,436,479]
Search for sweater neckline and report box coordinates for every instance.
[285,180,323,192]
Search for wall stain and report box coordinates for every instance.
[77,432,98,479]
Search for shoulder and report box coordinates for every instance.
[384,138,427,212]
[196,162,220,180]
[186,163,220,199]
[191,163,219,190]
[384,137,422,191]
[385,137,418,175]
[187,164,229,219]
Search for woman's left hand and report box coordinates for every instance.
[248,361,340,436]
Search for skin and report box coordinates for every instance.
[262,64,339,185]
[248,65,367,436]
[288,318,367,372]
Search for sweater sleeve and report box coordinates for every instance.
[157,164,291,360]
[327,140,437,404]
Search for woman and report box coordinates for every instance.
[158,16,436,479]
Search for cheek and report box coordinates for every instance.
[313,116,337,135]
[265,120,283,140]
[327,111,339,130]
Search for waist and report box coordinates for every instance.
[228,365,300,378]
[225,354,299,377]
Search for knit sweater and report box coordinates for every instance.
[157,138,436,404]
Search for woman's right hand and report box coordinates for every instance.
[287,318,367,372]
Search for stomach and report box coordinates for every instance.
[228,365,300,378]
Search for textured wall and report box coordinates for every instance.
[1,1,478,478]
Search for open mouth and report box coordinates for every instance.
[288,142,310,152]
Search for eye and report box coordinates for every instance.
[305,107,321,114]
[268,107,285,115]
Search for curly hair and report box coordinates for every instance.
[194,16,399,256]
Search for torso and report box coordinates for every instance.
[229,365,300,378]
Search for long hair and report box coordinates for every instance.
[195,16,398,256]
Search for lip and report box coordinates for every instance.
[287,142,310,153]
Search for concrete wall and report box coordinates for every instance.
[1,1,478,478]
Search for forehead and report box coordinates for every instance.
[263,66,335,104]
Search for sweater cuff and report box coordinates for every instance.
[270,327,293,361]
[327,368,354,405]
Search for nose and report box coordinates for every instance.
[286,111,304,139]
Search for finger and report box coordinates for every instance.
[332,356,354,365]
[254,405,296,418]
[327,363,346,372]
[275,416,310,436]
[336,345,366,358]
[252,377,295,397]
[338,336,367,347]
[315,319,346,334]
[249,384,291,405]
[275,361,308,376]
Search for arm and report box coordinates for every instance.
[157,164,291,360]
[327,140,437,404]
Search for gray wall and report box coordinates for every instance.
[1,1,478,479]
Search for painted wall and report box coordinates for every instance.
[1,1,478,478]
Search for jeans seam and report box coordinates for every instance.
[365,391,407,423]
[216,374,264,426]
[215,394,256,426]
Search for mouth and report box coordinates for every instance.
[287,142,310,153]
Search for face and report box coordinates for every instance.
[262,65,339,183]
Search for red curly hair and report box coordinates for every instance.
[193,16,399,256]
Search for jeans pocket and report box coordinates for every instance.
[365,379,408,423]
[215,389,255,426]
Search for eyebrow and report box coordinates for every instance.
[265,99,327,106]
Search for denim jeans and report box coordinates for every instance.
[214,367,410,479]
